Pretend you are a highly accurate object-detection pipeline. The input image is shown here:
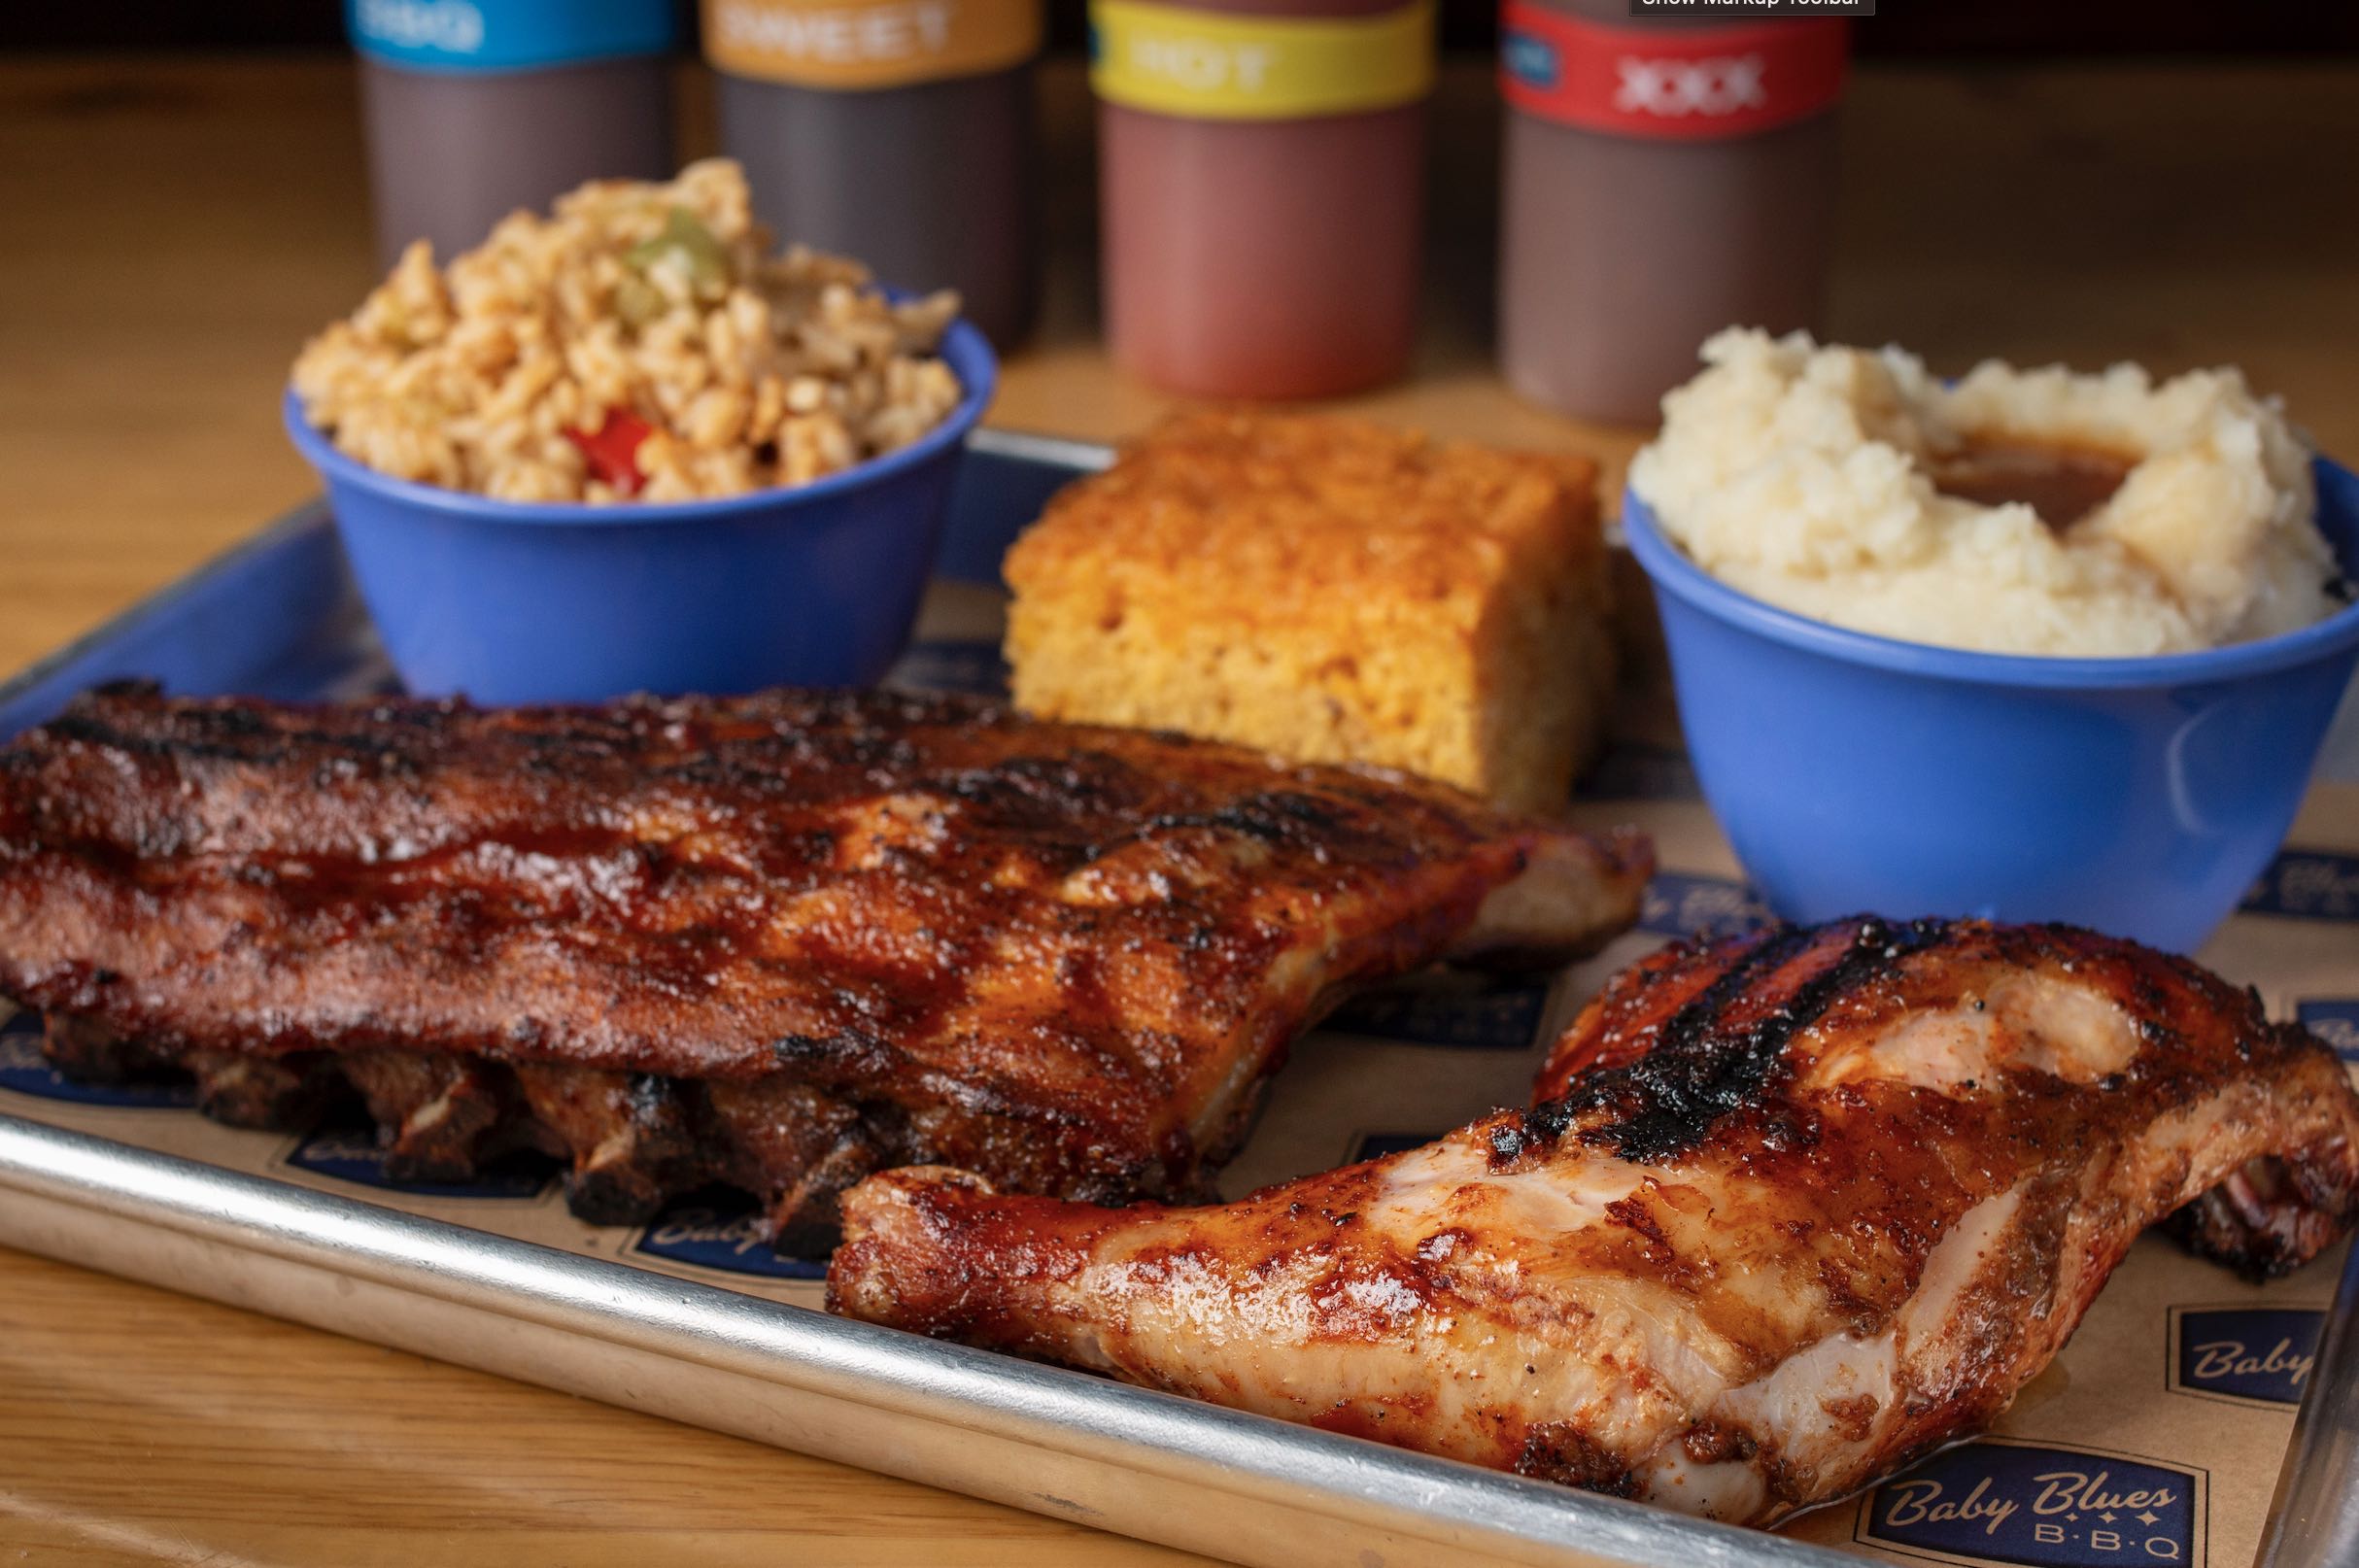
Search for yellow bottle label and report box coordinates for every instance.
[1090,0,1435,121]
[703,0,1043,90]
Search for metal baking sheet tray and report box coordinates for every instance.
[0,428,2352,1568]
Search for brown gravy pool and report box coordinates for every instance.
[1927,438,2138,529]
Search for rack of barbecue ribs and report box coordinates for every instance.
[0,682,1650,1248]
[830,915,2359,1525]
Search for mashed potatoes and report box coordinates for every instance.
[1629,330,2345,656]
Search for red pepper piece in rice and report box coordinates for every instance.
[567,410,655,497]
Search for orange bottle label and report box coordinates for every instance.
[703,0,1043,89]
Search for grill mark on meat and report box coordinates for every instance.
[1500,917,1949,1164]
[1517,1423,1642,1498]
[1140,792,1347,846]
[1682,1417,1761,1466]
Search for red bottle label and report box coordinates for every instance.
[1499,6,1846,141]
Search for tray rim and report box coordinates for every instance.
[0,1110,1850,1568]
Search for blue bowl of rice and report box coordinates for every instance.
[284,158,995,704]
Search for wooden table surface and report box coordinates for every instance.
[3,50,2356,1568]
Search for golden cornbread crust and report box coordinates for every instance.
[1004,410,1614,811]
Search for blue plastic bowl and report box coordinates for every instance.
[283,317,996,704]
[1623,458,2359,952]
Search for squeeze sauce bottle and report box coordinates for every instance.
[1497,0,1846,424]
[1092,0,1435,399]
[705,0,1045,350]
[349,0,677,269]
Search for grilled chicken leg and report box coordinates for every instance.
[830,917,2359,1525]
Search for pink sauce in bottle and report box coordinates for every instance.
[1497,1,1846,424]
[1094,0,1435,399]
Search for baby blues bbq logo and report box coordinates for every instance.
[1326,975,1550,1051]
[2169,1304,2322,1409]
[1638,872,1772,941]
[0,1011,195,1109]
[1351,1131,1437,1163]
[1859,1440,2205,1568]
[2296,1000,2359,1065]
[632,1187,826,1281]
[885,638,1009,698]
[282,1122,556,1200]
[2241,849,2359,921]
[1575,740,1700,803]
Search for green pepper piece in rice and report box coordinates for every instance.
[626,207,734,306]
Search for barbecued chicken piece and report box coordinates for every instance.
[0,682,1649,1245]
[830,916,2359,1525]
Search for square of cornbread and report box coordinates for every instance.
[1003,411,1614,812]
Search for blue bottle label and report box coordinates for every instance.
[349,0,676,73]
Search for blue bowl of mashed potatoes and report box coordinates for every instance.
[1624,330,2359,952]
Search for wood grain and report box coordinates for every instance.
[2,49,2357,1568]
[0,1248,1201,1566]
